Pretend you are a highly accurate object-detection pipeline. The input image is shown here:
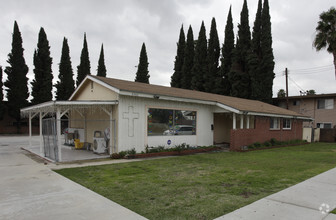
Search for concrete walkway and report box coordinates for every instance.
[0,136,147,220]
[216,167,336,220]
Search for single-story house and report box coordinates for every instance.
[21,75,311,161]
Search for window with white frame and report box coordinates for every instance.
[317,99,334,109]
[317,123,332,129]
[283,118,291,129]
[270,118,280,129]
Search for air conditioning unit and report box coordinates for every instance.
[92,131,107,154]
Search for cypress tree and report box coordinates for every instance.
[76,33,91,86]
[229,0,251,99]
[204,18,220,93]
[249,0,263,100]
[135,43,150,83]
[171,25,185,88]
[259,0,275,103]
[31,27,53,104]
[55,37,75,100]
[97,44,107,77]
[251,0,262,58]
[4,21,29,128]
[0,66,4,120]
[191,21,207,91]
[218,7,235,95]
[181,25,194,89]
[0,66,3,102]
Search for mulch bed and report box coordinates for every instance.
[235,142,310,152]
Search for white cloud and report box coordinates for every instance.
[0,0,335,100]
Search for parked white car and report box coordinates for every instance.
[163,125,194,135]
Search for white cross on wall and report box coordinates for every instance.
[123,106,139,137]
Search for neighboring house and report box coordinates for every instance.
[21,75,310,161]
[274,93,336,128]
[0,102,39,134]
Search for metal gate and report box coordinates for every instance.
[42,118,59,161]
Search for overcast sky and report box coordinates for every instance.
[0,0,335,100]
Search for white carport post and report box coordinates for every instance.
[56,107,62,162]
[29,112,32,147]
[101,106,113,155]
[233,113,236,130]
[240,114,244,129]
[29,112,39,148]
[246,115,250,129]
[39,112,48,156]
[40,112,43,154]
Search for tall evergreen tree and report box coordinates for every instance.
[218,7,235,95]
[97,44,107,77]
[229,0,251,98]
[181,25,194,89]
[0,66,3,102]
[4,21,29,127]
[259,0,275,103]
[204,18,220,93]
[31,27,53,104]
[171,25,185,88]
[76,33,90,86]
[55,37,75,100]
[251,0,262,58]
[249,0,263,100]
[135,43,150,83]
[191,21,207,91]
[0,66,4,120]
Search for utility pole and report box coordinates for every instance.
[285,68,289,109]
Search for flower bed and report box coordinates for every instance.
[110,144,222,159]
[131,146,222,159]
[237,138,309,152]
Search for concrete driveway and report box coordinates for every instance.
[0,136,146,220]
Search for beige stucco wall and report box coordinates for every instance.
[71,80,119,101]
[214,113,232,144]
[69,108,117,146]
[278,97,336,128]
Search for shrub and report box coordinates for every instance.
[263,141,271,147]
[248,145,255,149]
[172,143,189,152]
[110,153,121,159]
[127,148,136,155]
[148,146,165,153]
[253,142,261,148]
[118,151,127,158]
[270,138,277,146]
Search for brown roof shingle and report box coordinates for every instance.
[91,75,308,118]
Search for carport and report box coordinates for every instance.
[21,100,118,162]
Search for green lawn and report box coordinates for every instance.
[56,143,336,220]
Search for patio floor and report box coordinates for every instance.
[23,136,110,162]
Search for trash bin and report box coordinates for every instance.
[74,139,84,149]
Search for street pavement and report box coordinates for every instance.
[0,136,147,220]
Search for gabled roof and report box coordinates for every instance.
[72,75,310,119]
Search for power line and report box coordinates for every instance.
[290,64,334,72]
[288,75,306,93]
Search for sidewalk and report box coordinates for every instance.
[215,167,336,220]
[0,136,147,220]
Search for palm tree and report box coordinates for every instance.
[313,7,336,78]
